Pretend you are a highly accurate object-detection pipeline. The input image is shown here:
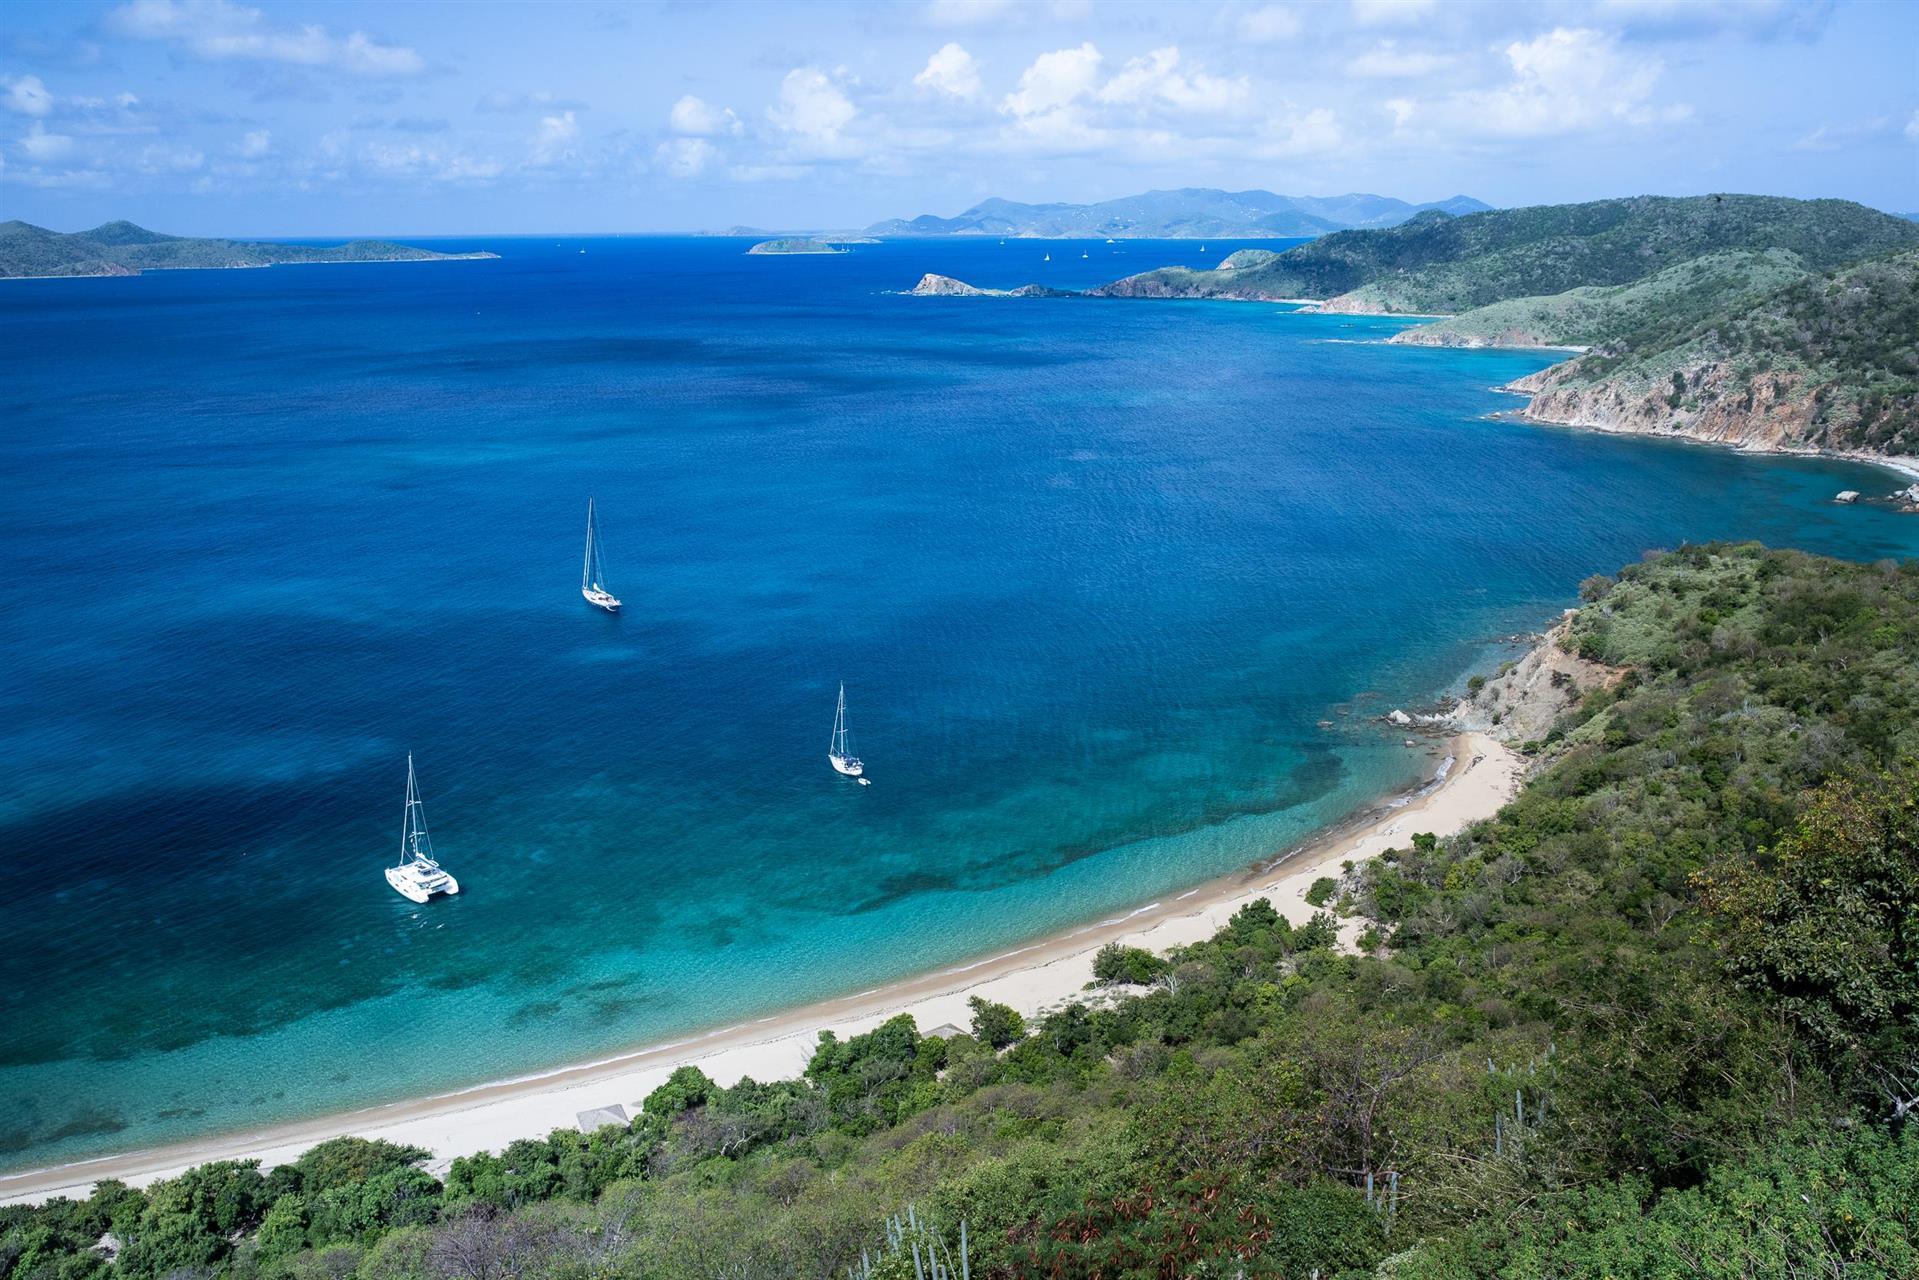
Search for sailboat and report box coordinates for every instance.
[580,497,621,613]
[386,754,460,903]
[828,684,864,777]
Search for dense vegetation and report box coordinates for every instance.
[1388,248,1812,350]
[0,222,487,279]
[1092,195,1919,310]
[6,544,1918,1277]
[1527,248,1919,454]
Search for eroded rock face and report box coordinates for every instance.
[1512,359,1825,452]
[1449,615,1625,747]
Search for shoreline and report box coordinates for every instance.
[0,731,1523,1206]
[1492,397,1919,486]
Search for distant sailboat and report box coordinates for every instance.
[386,754,460,904]
[1043,253,1051,262]
[828,684,864,777]
[581,497,621,613]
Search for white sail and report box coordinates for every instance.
[828,684,863,776]
[581,498,621,613]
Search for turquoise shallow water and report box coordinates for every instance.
[2,237,1917,1173]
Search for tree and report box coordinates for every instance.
[967,996,1026,1049]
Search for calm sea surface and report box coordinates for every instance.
[3,237,1916,1172]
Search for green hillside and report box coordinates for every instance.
[0,221,492,279]
[1093,195,1919,311]
[1522,248,1919,455]
[6,544,1917,1278]
[1390,247,1814,349]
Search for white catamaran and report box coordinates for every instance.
[581,497,621,613]
[386,754,461,904]
[828,684,864,777]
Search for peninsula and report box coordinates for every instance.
[1083,195,1919,465]
[0,220,495,280]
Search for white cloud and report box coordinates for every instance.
[359,140,502,182]
[1402,27,1690,140]
[656,136,716,178]
[1253,107,1342,158]
[926,0,1015,27]
[768,68,856,142]
[238,127,270,157]
[4,75,54,117]
[19,122,73,160]
[1346,42,1450,78]
[670,95,740,137]
[532,110,578,163]
[1907,110,1919,144]
[915,42,982,100]
[1238,6,1302,43]
[104,0,425,77]
[1097,47,1246,114]
[1350,0,1435,26]
[1002,42,1101,117]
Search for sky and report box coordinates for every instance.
[1,0,1915,236]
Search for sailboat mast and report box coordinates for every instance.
[399,754,415,865]
[582,498,595,592]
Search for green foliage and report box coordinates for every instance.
[1098,195,1919,310]
[1304,876,1339,908]
[1092,943,1169,986]
[966,996,1026,1049]
[0,220,475,279]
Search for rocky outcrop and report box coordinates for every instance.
[747,238,847,255]
[1448,615,1625,747]
[1510,359,1826,452]
[905,273,1072,298]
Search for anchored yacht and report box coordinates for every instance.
[386,754,460,903]
[581,497,621,613]
[828,684,864,777]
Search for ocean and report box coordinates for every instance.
[3,236,1916,1173]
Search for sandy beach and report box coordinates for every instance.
[0,731,1522,1207]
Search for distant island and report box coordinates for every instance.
[745,237,875,255]
[0,220,496,280]
[862,188,1490,239]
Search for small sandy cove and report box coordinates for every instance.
[1,732,1521,1206]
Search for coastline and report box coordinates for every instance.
[0,730,1523,1207]
[1493,397,1919,486]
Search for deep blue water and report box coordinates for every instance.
[3,236,1916,1173]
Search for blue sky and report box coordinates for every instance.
[2,0,1915,235]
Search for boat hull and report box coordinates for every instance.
[829,753,863,777]
[582,587,621,613]
[386,863,459,903]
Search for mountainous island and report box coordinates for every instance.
[0,221,495,280]
[863,187,1490,239]
[921,195,1919,464]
